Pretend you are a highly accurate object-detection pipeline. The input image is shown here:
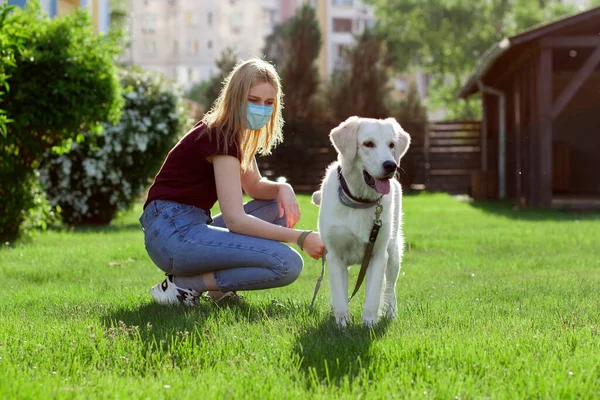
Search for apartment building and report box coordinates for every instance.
[312,0,375,77]
[7,0,110,33]
[127,0,303,89]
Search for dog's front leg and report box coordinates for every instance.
[382,243,400,319]
[326,251,350,327]
[362,252,388,327]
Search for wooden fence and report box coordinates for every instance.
[420,120,482,194]
[257,120,482,195]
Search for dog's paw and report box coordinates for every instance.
[383,306,397,320]
[334,312,350,328]
[379,301,397,320]
[362,316,379,328]
[362,309,379,327]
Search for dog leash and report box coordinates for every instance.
[309,248,327,308]
[309,200,383,307]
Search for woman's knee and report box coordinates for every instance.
[276,247,303,286]
[244,199,285,226]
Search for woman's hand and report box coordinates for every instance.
[302,231,325,260]
[276,183,301,228]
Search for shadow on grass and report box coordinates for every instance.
[100,299,297,350]
[468,199,600,222]
[293,317,391,389]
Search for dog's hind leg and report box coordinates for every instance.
[381,243,400,319]
[326,252,350,327]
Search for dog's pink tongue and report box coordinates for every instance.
[375,179,390,195]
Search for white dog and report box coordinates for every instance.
[312,116,411,327]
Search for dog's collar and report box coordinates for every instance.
[337,165,382,209]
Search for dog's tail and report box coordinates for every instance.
[311,190,321,206]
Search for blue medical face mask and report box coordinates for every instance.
[246,103,274,130]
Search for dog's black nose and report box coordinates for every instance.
[383,160,397,174]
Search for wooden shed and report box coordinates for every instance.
[458,6,600,207]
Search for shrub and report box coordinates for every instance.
[0,2,122,240]
[40,67,189,225]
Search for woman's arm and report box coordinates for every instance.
[214,155,321,258]
[240,157,300,228]
[240,157,279,200]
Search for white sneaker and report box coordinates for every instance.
[150,275,200,307]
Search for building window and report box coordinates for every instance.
[263,8,276,28]
[143,40,156,55]
[336,44,347,58]
[230,12,242,33]
[207,12,213,26]
[332,18,352,33]
[188,68,194,82]
[332,0,353,6]
[142,14,157,33]
[207,40,213,49]
[187,40,199,54]
[186,11,198,25]
[173,40,178,54]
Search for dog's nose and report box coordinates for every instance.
[382,160,397,174]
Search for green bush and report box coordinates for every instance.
[40,68,189,225]
[0,2,122,240]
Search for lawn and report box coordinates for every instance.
[1,192,599,399]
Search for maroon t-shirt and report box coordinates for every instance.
[144,121,240,211]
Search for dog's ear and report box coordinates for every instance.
[386,117,411,162]
[330,116,360,162]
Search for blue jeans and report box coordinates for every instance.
[139,199,303,292]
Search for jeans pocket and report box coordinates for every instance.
[145,228,173,273]
[169,205,207,231]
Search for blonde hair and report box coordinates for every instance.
[201,57,284,171]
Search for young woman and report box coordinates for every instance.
[139,58,325,306]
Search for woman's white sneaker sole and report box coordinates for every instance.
[150,276,200,307]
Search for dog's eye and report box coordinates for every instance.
[363,141,375,148]
[389,143,395,149]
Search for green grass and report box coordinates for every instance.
[1,193,599,399]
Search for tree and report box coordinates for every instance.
[326,28,390,121]
[365,0,580,118]
[262,23,286,69]
[109,0,130,55]
[186,47,237,110]
[396,81,428,134]
[0,3,122,239]
[263,4,321,121]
